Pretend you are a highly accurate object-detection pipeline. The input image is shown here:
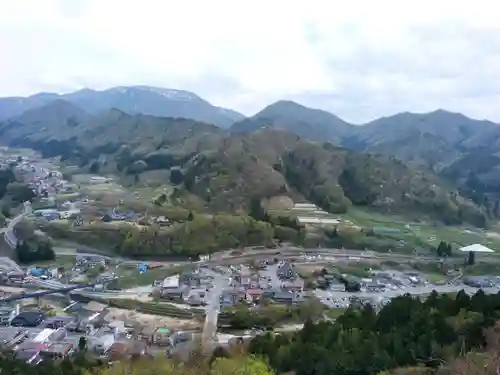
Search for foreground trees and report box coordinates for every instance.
[0,352,274,375]
[249,290,500,375]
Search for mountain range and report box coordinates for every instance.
[0,86,499,225]
[0,86,245,128]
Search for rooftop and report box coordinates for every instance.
[43,342,73,354]
[459,244,494,253]
[163,275,180,288]
[0,327,25,344]
[297,217,340,225]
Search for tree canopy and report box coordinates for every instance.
[249,290,500,375]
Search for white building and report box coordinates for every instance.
[0,304,19,325]
[32,328,54,343]
[297,217,340,225]
[162,275,180,289]
[292,203,319,211]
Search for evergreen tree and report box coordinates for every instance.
[436,241,449,257]
[78,336,87,351]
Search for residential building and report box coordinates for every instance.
[180,269,203,287]
[0,327,28,348]
[282,279,304,292]
[246,288,263,303]
[15,346,43,364]
[272,291,300,304]
[11,311,45,327]
[6,271,26,284]
[161,287,184,300]
[0,304,19,325]
[162,275,180,289]
[153,327,171,346]
[88,331,115,354]
[220,288,245,307]
[32,328,55,343]
[40,342,74,359]
[329,280,346,292]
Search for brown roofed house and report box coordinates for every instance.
[246,288,264,303]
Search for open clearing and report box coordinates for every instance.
[103,307,201,330]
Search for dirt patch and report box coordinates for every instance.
[103,307,201,330]
[264,196,294,210]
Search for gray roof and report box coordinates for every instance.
[0,327,25,344]
[272,291,295,300]
[162,287,184,294]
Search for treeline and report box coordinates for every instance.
[42,214,277,258]
[0,350,274,375]
[15,240,55,264]
[249,290,500,375]
[0,167,16,200]
[220,299,325,330]
[0,351,99,375]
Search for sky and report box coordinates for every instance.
[1,0,500,123]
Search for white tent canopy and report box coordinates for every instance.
[459,244,494,253]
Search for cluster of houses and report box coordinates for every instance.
[219,261,305,307]
[152,269,211,305]
[0,302,151,363]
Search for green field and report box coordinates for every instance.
[342,207,500,252]
[114,264,186,288]
[30,254,76,269]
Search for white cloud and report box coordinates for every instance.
[1,0,500,122]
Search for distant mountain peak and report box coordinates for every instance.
[29,92,59,100]
[129,86,201,101]
[0,86,244,127]
[269,99,303,107]
[230,100,352,143]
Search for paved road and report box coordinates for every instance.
[4,212,27,248]
[202,269,230,349]
[314,284,500,308]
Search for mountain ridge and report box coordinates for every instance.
[0,86,245,128]
[2,87,500,211]
[0,100,488,227]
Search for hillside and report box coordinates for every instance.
[0,86,244,127]
[188,130,486,225]
[343,110,498,168]
[232,104,500,207]
[341,110,500,205]
[230,100,353,143]
[0,102,486,226]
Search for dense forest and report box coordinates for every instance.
[249,290,500,375]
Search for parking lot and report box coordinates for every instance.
[313,268,500,310]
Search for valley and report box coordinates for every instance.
[2,87,500,374]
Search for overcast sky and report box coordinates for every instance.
[1,0,500,123]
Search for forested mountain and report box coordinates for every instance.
[0,102,487,226]
[232,104,500,207]
[230,100,353,143]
